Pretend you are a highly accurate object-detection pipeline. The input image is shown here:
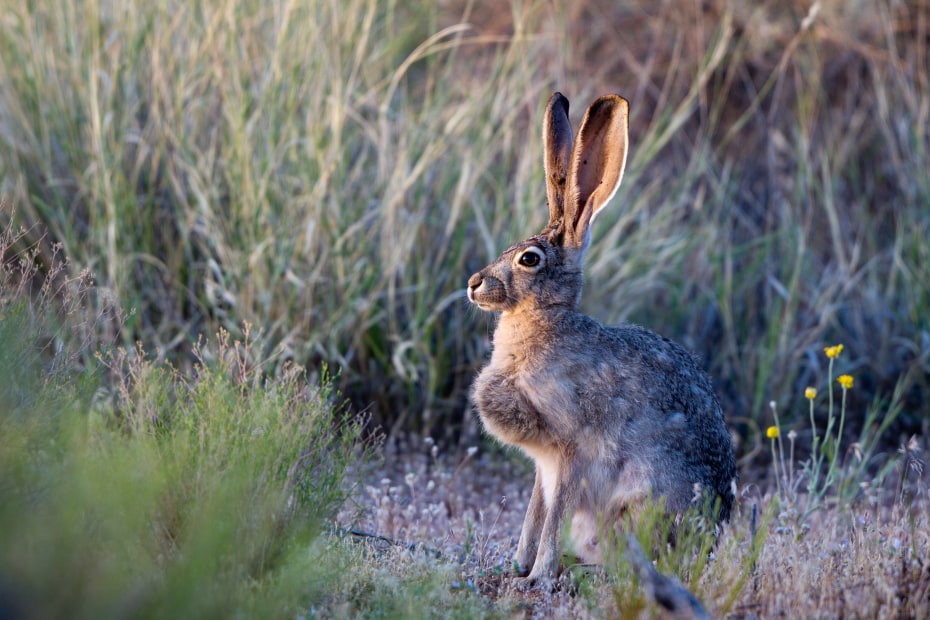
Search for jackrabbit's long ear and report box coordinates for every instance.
[543,92,573,233]
[563,95,629,251]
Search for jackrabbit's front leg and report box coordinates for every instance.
[521,449,580,588]
[514,468,545,575]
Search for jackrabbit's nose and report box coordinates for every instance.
[468,273,483,290]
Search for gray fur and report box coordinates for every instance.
[467,92,737,588]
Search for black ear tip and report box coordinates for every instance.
[549,92,569,114]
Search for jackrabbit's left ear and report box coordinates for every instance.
[563,95,629,252]
[543,92,573,234]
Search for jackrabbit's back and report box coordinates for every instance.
[594,321,735,516]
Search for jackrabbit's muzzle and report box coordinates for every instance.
[467,272,508,309]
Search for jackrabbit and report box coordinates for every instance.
[467,92,737,587]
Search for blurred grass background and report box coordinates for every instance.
[1,0,928,454]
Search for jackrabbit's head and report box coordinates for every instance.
[467,92,629,313]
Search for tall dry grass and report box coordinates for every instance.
[0,0,550,436]
[1,0,928,452]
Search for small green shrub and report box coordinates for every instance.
[0,298,366,619]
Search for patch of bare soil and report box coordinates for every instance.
[338,436,613,617]
[338,434,930,619]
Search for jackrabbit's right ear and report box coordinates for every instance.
[543,92,573,236]
[562,95,629,253]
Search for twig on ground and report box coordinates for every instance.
[340,527,445,560]
[626,533,709,620]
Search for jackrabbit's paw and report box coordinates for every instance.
[512,570,559,592]
[512,575,548,592]
[511,558,532,577]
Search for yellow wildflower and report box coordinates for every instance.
[805,387,817,400]
[824,344,844,359]
[837,375,854,389]
[766,426,779,439]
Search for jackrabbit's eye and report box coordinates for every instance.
[518,250,542,267]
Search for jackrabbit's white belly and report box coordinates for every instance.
[521,445,561,506]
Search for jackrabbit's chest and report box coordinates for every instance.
[473,362,577,446]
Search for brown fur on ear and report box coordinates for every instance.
[543,92,573,241]
[563,95,629,251]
